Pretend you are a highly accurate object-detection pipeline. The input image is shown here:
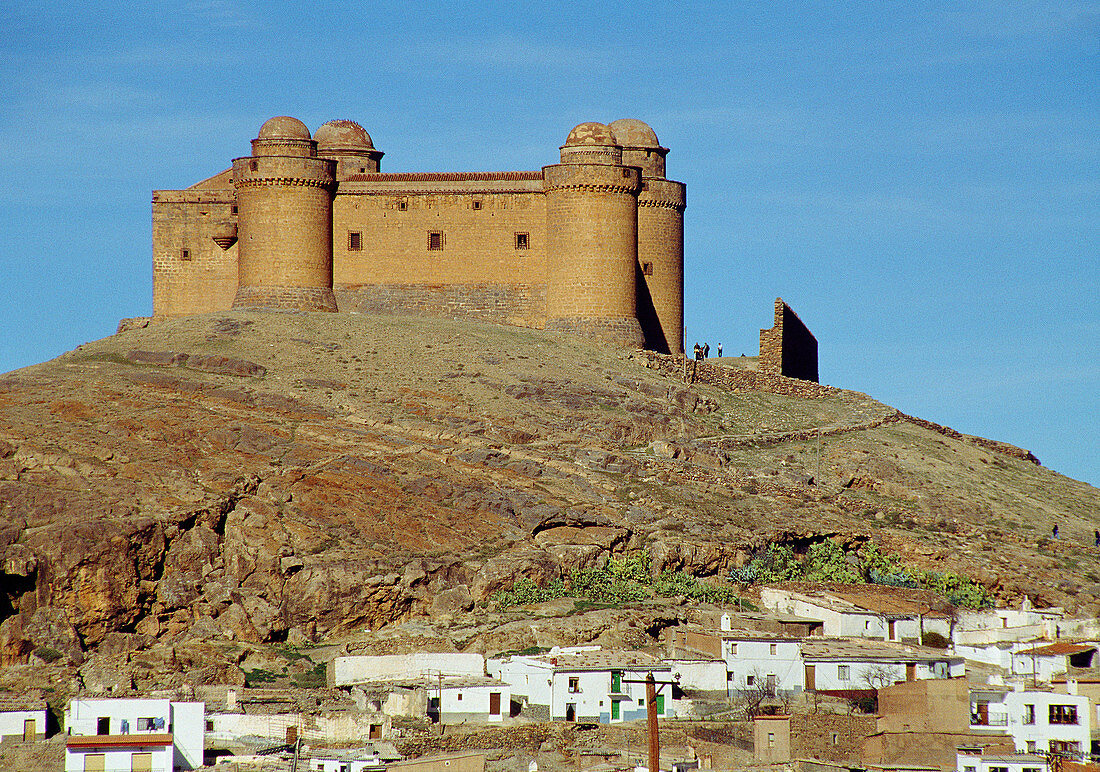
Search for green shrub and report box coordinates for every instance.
[33,646,63,663]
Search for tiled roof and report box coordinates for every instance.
[801,637,958,662]
[1015,642,1097,656]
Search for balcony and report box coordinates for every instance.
[970,714,1008,727]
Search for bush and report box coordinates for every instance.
[921,631,950,649]
[33,646,63,663]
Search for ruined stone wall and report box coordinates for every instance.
[759,298,819,382]
[151,187,239,318]
[632,351,843,400]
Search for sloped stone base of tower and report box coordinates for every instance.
[232,286,338,312]
[545,316,645,349]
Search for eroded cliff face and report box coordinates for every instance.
[1,312,1098,675]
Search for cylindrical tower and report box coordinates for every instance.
[609,119,685,355]
[231,116,339,312]
[314,119,384,180]
[543,122,644,348]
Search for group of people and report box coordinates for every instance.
[692,341,722,361]
[1050,524,1100,547]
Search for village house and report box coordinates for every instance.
[64,697,204,772]
[489,646,673,723]
[968,685,1091,759]
[954,600,1064,647]
[955,748,1050,772]
[800,638,964,697]
[1010,642,1099,684]
[327,653,486,688]
[308,746,385,772]
[760,586,953,643]
[0,694,48,742]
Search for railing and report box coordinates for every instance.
[970,714,1008,727]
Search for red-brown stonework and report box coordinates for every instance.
[759,297,819,382]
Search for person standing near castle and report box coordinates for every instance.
[703,343,710,358]
[717,342,723,357]
[693,343,702,361]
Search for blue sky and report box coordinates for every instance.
[1,1,1097,485]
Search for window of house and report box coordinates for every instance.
[515,232,529,250]
[369,724,382,740]
[989,767,1008,772]
[963,767,976,772]
[1050,740,1080,754]
[96,717,109,735]
[1049,704,1078,724]
[205,720,213,731]
[136,717,155,731]
[456,693,462,701]
[726,673,734,682]
[746,675,755,686]
[1027,741,1036,753]
[131,752,153,772]
[348,231,362,251]
[638,698,644,706]
[767,733,775,748]
[642,262,653,276]
[831,733,839,745]
[838,665,850,680]
[729,643,737,656]
[769,644,777,655]
[180,248,191,261]
[1023,704,1035,724]
[428,231,444,250]
[471,200,482,210]
[568,677,579,693]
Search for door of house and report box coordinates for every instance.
[654,694,664,715]
[84,754,106,772]
[906,663,916,682]
[96,717,110,735]
[888,620,896,640]
[611,700,620,721]
[131,752,153,772]
[804,665,815,690]
[286,726,297,744]
[489,692,501,716]
[22,719,34,741]
[565,703,576,722]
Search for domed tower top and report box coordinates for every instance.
[314,119,384,174]
[559,121,622,165]
[251,116,316,158]
[609,118,668,178]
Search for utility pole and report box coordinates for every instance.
[646,673,659,772]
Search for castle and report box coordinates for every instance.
[152,116,686,353]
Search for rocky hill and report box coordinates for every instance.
[1,311,1098,685]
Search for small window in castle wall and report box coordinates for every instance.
[180,248,191,261]
[622,168,631,178]
[428,231,444,251]
[471,200,482,210]
[249,160,258,171]
[397,200,408,211]
[514,232,529,250]
[348,231,362,251]
[642,262,653,276]
[231,205,238,215]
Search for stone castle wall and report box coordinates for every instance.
[759,297,819,382]
[151,188,239,318]
[151,117,685,352]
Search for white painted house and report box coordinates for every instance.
[490,646,673,723]
[955,748,1049,772]
[759,586,952,643]
[968,687,1090,759]
[430,677,510,724]
[309,747,384,772]
[718,631,804,696]
[1010,642,1098,684]
[328,653,486,688]
[800,638,964,694]
[0,696,48,742]
[64,698,204,772]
